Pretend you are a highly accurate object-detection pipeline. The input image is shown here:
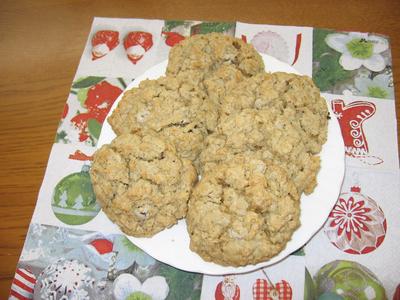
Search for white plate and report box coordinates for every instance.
[97,54,345,275]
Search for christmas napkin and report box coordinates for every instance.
[9,17,399,300]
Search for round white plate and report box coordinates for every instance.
[97,54,345,275]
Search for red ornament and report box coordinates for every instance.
[91,30,119,60]
[325,186,387,254]
[252,279,292,300]
[124,31,153,64]
[90,239,113,254]
[9,268,36,299]
[215,276,240,300]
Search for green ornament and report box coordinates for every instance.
[52,165,100,225]
[318,292,344,300]
[305,268,317,300]
[314,260,387,300]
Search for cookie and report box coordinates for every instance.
[201,109,321,194]
[186,155,300,266]
[167,33,264,78]
[90,132,197,237]
[200,72,328,194]
[221,72,328,154]
[108,75,218,162]
[167,33,265,104]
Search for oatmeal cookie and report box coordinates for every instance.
[200,72,328,194]
[200,107,322,194]
[90,132,197,237]
[186,155,300,266]
[167,33,265,105]
[221,72,328,154]
[108,75,218,162]
[167,32,264,78]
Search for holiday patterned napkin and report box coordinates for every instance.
[9,17,399,300]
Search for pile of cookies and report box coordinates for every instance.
[90,33,328,266]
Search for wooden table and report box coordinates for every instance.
[0,0,399,296]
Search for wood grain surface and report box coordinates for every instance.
[0,0,399,296]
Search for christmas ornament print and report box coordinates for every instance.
[33,258,96,299]
[331,99,383,165]
[314,260,387,300]
[304,268,316,300]
[252,279,292,300]
[324,186,387,254]
[9,268,36,299]
[215,276,240,300]
[124,31,153,64]
[317,292,344,299]
[250,31,290,64]
[51,166,100,225]
[91,30,119,60]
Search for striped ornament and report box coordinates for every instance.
[9,268,36,300]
